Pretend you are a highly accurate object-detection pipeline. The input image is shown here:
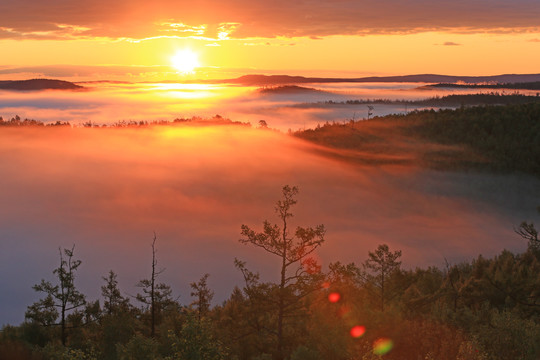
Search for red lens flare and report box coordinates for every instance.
[350,325,366,338]
[328,292,341,303]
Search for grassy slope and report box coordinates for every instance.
[294,102,540,176]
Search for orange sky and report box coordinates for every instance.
[0,1,539,80]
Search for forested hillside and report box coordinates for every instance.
[1,186,539,360]
[295,102,540,176]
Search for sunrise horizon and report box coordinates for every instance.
[1,0,540,82]
[1,1,540,359]
[3,68,540,85]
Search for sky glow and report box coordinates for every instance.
[0,0,538,80]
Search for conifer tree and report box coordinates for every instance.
[25,245,86,346]
[363,243,402,311]
[239,185,325,360]
[135,233,173,338]
[190,273,214,321]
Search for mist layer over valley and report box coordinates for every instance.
[1,122,538,326]
[2,81,539,130]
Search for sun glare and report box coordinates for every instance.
[171,49,200,74]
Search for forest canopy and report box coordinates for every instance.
[1,186,539,360]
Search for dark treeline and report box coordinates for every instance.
[295,102,540,177]
[0,115,70,127]
[409,103,540,176]
[257,85,325,94]
[0,79,84,91]
[78,115,250,129]
[429,82,540,91]
[291,93,540,109]
[0,114,250,128]
[1,186,539,360]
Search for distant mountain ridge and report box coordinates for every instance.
[423,81,540,91]
[211,73,540,85]
[258,85,329,94]
[5,74,540,89]
[0,79,84,91]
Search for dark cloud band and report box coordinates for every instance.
[0,0,539,40]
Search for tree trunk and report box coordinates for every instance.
[61,306,66,346]
[277,217,288,360]
[151,236,156,338]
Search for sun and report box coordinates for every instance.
[171,49,200,74]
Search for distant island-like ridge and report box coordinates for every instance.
[206,73,540,85]
[6,73,540,88]
[0,79,84,91]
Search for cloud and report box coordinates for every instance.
[0,0,539,41]
[158,22,206,35]
[528,38,540,42]
[441,41,462,46]
[216,22,241,40]
[0,64,175,81]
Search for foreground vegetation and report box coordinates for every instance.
[1,186,539,360]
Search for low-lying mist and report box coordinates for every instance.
[1,124,539,325]
[2,82,537,131]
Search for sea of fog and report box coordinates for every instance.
[1,81,537,130]
[1,83,540,326]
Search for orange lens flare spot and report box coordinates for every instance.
[328,292,341,303]
[373,338,394,355]
[350,325,366,338]
[322,282,331,289]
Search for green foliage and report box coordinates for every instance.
[8,186,540,360]
[456,339,489,360]
[99,311,138,360]
[431,82,540,90]
[25,246,86,346]
[9,243,540,360]
[251,354,272,360]
[190,274,214,321]
[116,334,160,360]
[166,312,227,360]
[411,103,540,175]
[362,244,402,312]
[102,271,130,316]
[289,346,322,360]
[295,102,540,176]
[40,343,99,360]
[0,328,44,360]
[475,310,540,360]
[135,234,176,338]
[516,221,540,255]
[237,185,326,360]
